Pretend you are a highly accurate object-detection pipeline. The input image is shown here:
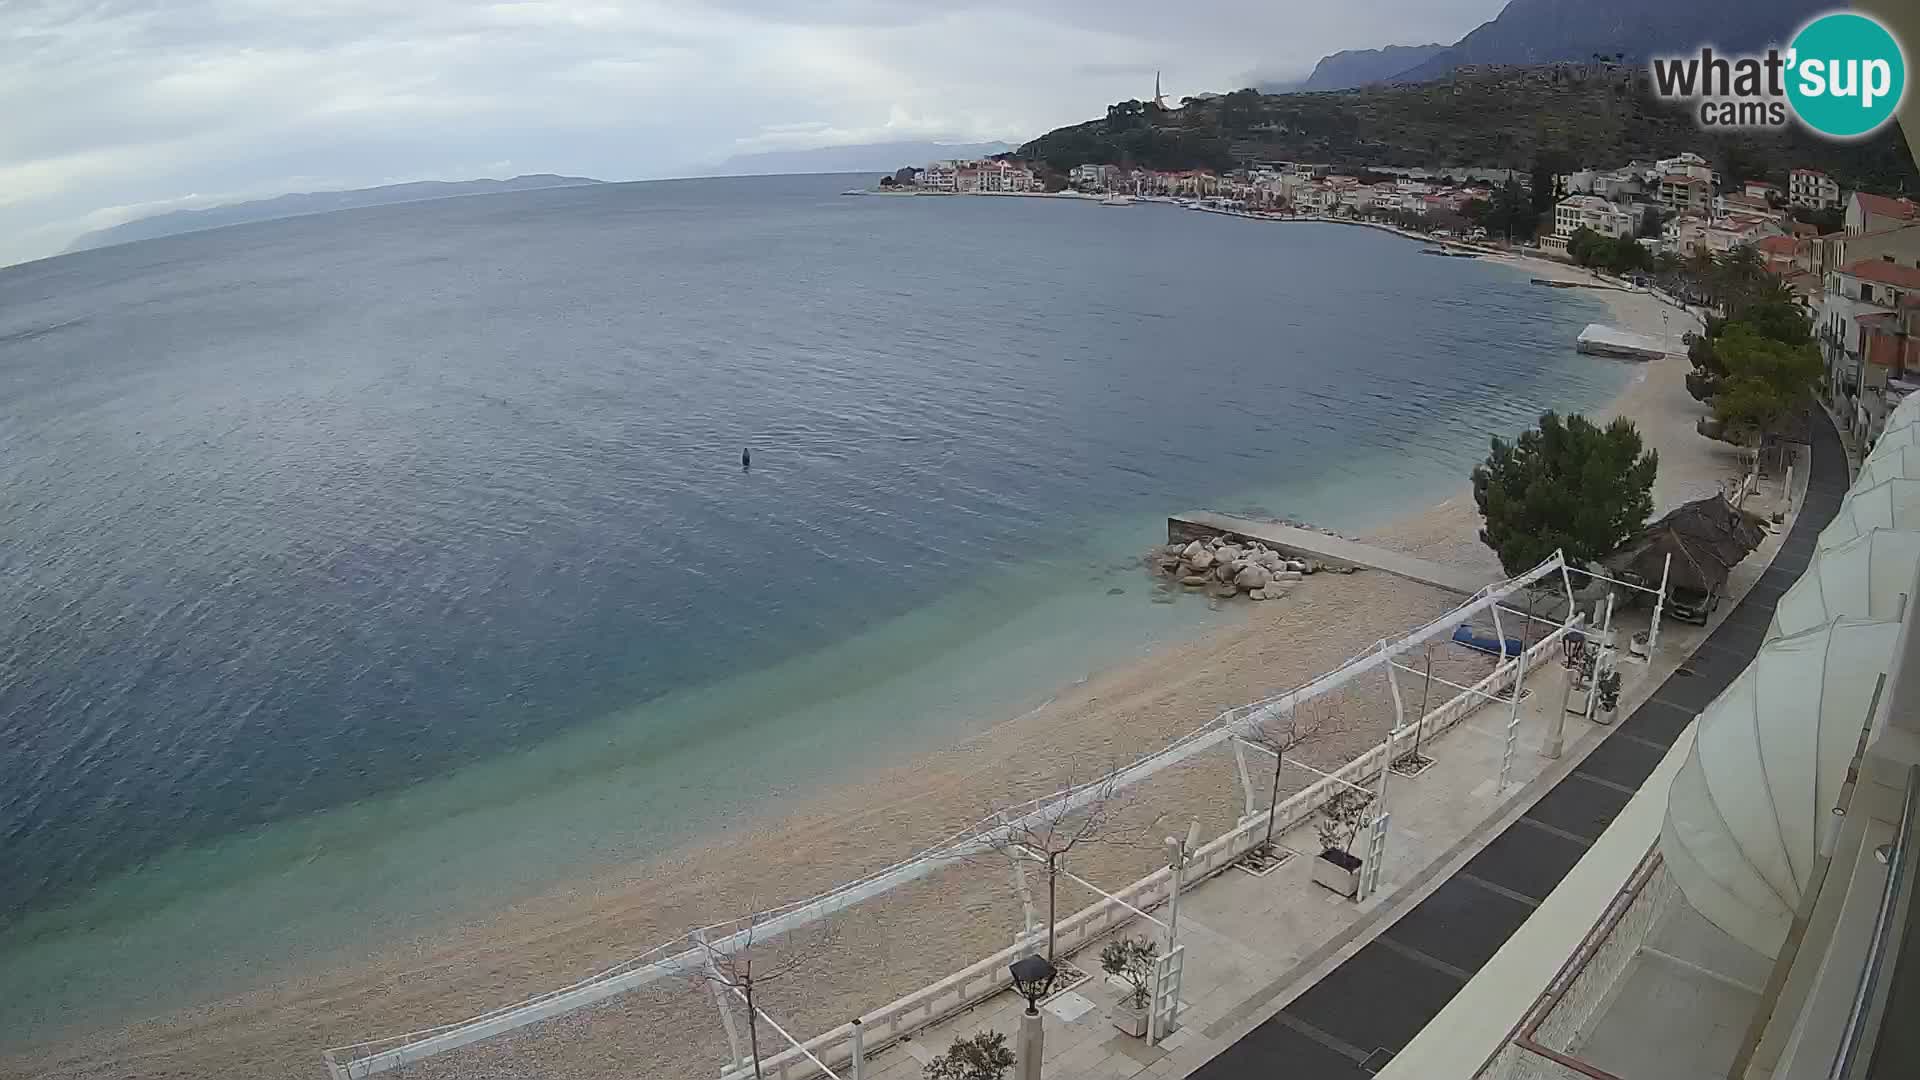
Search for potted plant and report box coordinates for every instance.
[1099,936,1159,1037]
[926,1030,1015,1080]
[1310,788,1374,899]
[1595,670,1622,724]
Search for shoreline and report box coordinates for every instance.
[0,212,1722,1080]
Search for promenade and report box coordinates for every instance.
[844,420,1836,1080]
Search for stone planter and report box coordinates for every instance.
[1311,849,1363,899]
[1111,1000,1150,1037]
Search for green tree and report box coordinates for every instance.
[926,1031,1016,1080]
[1709,324,1823,445]
[1637,205,1665,239]
[1566,226,1602,265]
[1472,412,1659,575]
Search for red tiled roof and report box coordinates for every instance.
[1792,168,1829,178]
[1756,235,1799,255]
[1841,257,1920,289]
[1858,312,1899,328]
[1856,192,1918,221]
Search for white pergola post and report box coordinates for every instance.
[1501,618,1528,781]
[1231,738,1258,821]
[1649,552,1671,653]
[1007,825,1037,943]
[1382,638,1407,734]
[695,931,747,1072]
[1585,593,1616,722]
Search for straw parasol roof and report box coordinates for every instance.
[1606,494,1767,594]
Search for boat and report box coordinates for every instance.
[1099,194,1134,206]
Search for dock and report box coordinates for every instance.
[1168,511,1489,596]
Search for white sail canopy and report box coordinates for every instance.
[1856,444,1920,489]
[1661,618,1902,957]
[1819,477,1920,547]
[1871,418,1920,456]
[1882,392,1920,433]
[1770,529,1920,639]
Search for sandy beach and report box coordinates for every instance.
[1,238,1746,1080]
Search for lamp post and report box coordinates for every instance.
[1008,954,1057,1080]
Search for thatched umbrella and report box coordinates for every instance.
[1606,494,1768,599]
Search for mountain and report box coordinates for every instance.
[1298,44,1447,91]
[706,141,1015,177]
[1391,0,1825,84]
[65,174,603,253]
[1018,68,1917,194]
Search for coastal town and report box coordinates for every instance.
[878,147,1919,452]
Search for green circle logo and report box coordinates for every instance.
[1787,12,1907,138]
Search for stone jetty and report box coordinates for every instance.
[1149,534,1335,601]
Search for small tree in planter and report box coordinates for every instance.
[1595,669,1622,723]
[1311,788,1375,899]
[926,1031,1015,1080]
[1099,935,1159,1037]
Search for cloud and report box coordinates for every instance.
[0,0,1509,266]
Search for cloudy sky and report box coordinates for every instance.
[3,0,1507,266]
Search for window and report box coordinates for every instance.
[1862,284,1876,303]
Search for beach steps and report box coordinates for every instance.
[1168,511,1488,596]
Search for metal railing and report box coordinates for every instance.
[1828,764,1918,1080]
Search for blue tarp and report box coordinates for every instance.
[1453,622,1524,658]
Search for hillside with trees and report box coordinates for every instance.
[1019,66,1917,195]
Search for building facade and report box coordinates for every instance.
[1790,167,1841,209]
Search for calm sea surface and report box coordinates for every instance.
[0,174,1618,1036]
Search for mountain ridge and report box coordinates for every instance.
[1392,0,1825,84]
[706,141,1016,177]
[65,174,602,254]
[1299,43,1447,91]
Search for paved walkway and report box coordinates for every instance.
[1168,512,1488,596]
[1184,413,1849,1079]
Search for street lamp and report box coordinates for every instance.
[1008,954,1056,1080]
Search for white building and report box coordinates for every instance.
[1790,167,1842,209]
[1659,173,1713,217]
[1655,152,1715,183]
[1820,256,1920,430]
[978,159,1037,193]
[1845,191,1919,236]
[1069,164,1115,191]
[1552,195,1638,240]
[919,161,957,192]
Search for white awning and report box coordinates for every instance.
[1661,618,1901,958]
[1770,529,1920,639]
[1819,477,1920,547]
[1856,444,1920,489]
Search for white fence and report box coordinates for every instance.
[716,615,1582,1080]
[325,553,1575,1079]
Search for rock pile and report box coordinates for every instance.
[1150,536,1323,601]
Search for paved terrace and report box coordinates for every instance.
[1168,511,1488,596]
[838,423,1836,1080]
[1202,411,1847,1080]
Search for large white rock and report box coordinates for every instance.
[1188,549,1215,571]
[1235,565,1272,590]
[1182,541,1206,559]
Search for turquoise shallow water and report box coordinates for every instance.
[0,175,1621,1038]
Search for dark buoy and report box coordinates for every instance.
[742,447,751,471]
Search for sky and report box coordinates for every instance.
[2,0,1509,266]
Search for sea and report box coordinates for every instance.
[0,174,1621,1041]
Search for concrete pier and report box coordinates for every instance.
[1167,510,1488,596]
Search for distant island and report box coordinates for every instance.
[64,174,604,254]
[706,141,1015,178]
